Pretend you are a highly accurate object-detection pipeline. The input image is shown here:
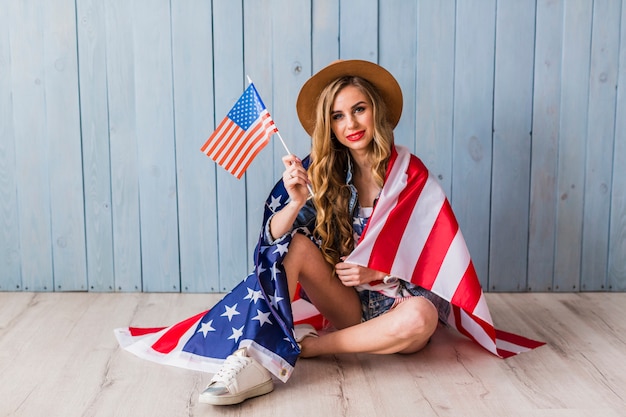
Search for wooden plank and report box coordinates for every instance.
[310,0,338,166]
[414,0,456,199]
[2,0,626,296]
[8,1,54,291]
[243,0,314,263]
[312,0,339,72]
[213,0,248,292]
[0,292,222,417]
[104,0,142,292]
[581,0,621,291]
[451,0,496,288]
[489,0,536,292]
[131,0,180,292]
[339,0,378,61]
[243,0,282,265]
[44,0,88,291]
[553,1,592,292]
[484,293,626,413]
[379,0,418,151]
[528,0,563,292]
[0,4,21,291]
[76,0,116,291]
[608,4,626,292]
[171,0,220,292]
[269,0,312,165]
[2,293,626,416]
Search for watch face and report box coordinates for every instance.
[383,275,398,284]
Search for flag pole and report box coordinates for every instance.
[247,75,314,198]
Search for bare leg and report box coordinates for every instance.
[283,233,361,330]
[299,296,439,357]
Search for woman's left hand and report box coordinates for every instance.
[335,261,385,287]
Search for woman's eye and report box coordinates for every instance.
[354,106,365,114]
[332,113,343,121]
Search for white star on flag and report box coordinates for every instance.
[270,262,281,281]
[268,195,282,212]
[252,309,273,327]
[269,291,284,308]
[228,325,245,343]
[221,304,240,321]
[198,320,215,337]
[244,287,264,303]
[273,242,289,256]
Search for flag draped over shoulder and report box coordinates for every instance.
[115,165,311,382]
[115,146,543,383]
[346,146,544,358]
[201,83,277,179]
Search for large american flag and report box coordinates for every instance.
[346,146,544,358]
[201,83,277,179]
[115,164,314,382]
[115,146,543,382]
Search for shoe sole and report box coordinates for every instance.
[199,380,274,406]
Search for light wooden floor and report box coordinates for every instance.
[0,292,624,417]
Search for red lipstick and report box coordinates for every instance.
[346,131,365,142]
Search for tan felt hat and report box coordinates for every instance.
[296,60,403,136]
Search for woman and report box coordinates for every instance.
[199,60,450,405]
[117,60,540,407]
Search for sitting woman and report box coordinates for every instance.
[200,59,450,405]
[116,59,541,407]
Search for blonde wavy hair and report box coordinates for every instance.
[308,76,395,266]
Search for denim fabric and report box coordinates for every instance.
[401,282,451,324]
[263,198,317,246]
[359,282,451,324]
[359,290,397,321]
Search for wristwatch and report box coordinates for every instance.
[383,275,398,284]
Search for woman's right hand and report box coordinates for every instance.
[282,155,311,209]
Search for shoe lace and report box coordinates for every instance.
[211,356,250,384]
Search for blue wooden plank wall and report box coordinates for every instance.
[0,0,624,293]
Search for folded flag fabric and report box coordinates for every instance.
[115,146,544,382]
[200,83,277,179]
[115,158,314,382]
[346,146,545,358]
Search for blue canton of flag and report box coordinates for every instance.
[183,171,300,380]
[228,86,268,129]
[114,158,326,382]
[181,172,305,380]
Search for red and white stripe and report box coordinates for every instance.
[114,310,225,373]
[201,110,277,179]
[345,146,543,357]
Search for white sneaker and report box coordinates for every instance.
[294,323,318,343]
[199,348,273,405]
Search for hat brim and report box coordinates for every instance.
[296,60,403,136]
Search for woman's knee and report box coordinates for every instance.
[284,234,314,270]
[284,233,317,261]
[390,297,438,340]
[286,234,328,272]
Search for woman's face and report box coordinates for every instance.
[329,85,375,154]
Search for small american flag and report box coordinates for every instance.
[201,83,277,179]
